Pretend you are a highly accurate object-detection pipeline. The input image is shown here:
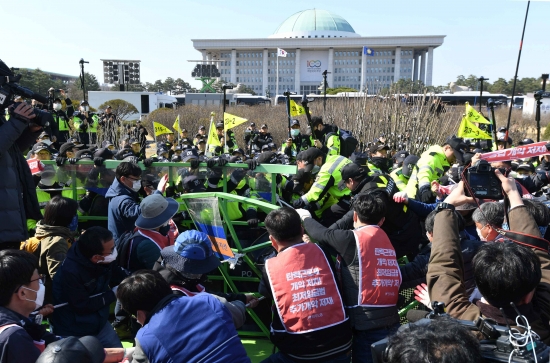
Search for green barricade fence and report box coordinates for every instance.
[41,160,297,337]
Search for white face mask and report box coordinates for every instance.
[22,281,45,309]
[132,180,142,192]
[82,106,89,112]
[290,129,300,137]
[98,248,118,264]
[476,227,487,242]
[53,103,62,111]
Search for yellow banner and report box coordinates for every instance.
[465,102,490,124]
[223,112,247,130]
[457,118,492,140]
[207,120,221,147]
[289,99,306,117]
[173,115,181,133]
[153,122,173,136]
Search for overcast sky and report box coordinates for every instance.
[2,0,548,90]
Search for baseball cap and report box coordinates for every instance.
[135,194,179,230]
[444,136,468,163]
[181,128,188,133]
[32,143,50,153]
[291,120,300,127]
[257,151,279,164]
[393,151,410,163]
[402,155,420,177]
[79,100,88,106]
[129,138,140,145]
[75,149,93,160]
[182,175,206,193]
[261,145,270,152]
[198,125,206,131]
[518,138,535,146]
[297,148,324,164]
[181,149,199,162]
[38,131,50,139]
[216,122,224,129]
[349,152,369,167]
[261,124,268,129]
[249,122,256,127]
[368,144,390,155]
[93,148,114,160]
[36,336,105,363]
[160,230,221,274]
[517,162,535,174]
[338,163,367,189]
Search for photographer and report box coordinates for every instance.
[427,175,550,344]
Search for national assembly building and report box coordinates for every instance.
[192,9,445,95]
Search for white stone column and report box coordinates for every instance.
[263,49,269,96]
[328,48,334,88]
[419,50,427,84]
[295,48,301,93]
[413,52,419,81]
[230,49,237,84]
[360,47,367,91]
[393,46,401,84]
[426,47,434,86]
[202,51,207,62]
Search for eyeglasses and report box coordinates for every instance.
[30,274,46,284]
[125,176,141,182]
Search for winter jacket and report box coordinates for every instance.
[51,241,128,337]
[427,205,550,344]
[34,221,74,303]
[0,306,58,363]
[0,114,42,245]
[106,178,141,242]
[304,217,400,331]
[135,294,250,363]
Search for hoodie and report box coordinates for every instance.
[105,178,141,242]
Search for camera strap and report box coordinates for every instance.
[495,228,550,253]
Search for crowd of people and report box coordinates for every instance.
[2,85,550,363]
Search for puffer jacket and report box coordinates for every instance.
[0,114,42,244]
[35,221,74,303]
[105,177,141,242]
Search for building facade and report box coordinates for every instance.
[192,9,445,95]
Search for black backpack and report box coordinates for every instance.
[115,230,141,270]
[325,127,358,158]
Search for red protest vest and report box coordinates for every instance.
[265,243,347,334]
[352,225,401,307]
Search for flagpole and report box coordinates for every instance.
[276,50,279,98]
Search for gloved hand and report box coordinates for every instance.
[217,157,228,167]
[143,158,154,168]
[247,218,260,228]
[68,158,78,164]
[190,159,201,169]
[207,158,217,169]
[275,174,283,185]
[295,208,312,221]
[293,198,306,209]
[214,146,223,154]
[284,146,292,157]
[165,186,176,198]
[245,159,258,171]
[93,157,104,167]
[10,102,36,124]
[393,191,408,204]
[56,157,66,166]
[414,283,432,310]
[419,185,434,203]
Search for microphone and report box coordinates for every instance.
[406,309,430,323]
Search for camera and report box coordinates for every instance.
[466,160,503,200]
[0,59,52,128]
[371,302,550,363]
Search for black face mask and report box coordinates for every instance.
[158,224,170,236]
[314,128,325,140]
[370,157,392,171]
[182,275,208,287]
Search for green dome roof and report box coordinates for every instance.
[272,9,358,37]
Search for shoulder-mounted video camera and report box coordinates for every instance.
[466,159,504,200]
[0,59,52,128]
[371,302,549,363]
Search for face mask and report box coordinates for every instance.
[68,215,78,232]
[53,103,62,111]
[82,106,89,112]
[132,180,142,192]
[98,248,118,264]
[311,165,320,174]
[393,163,399,170]
[22,281,45,309]
[370,157,392,171]
[290,129,300,137]
[159,223,170,236]
[476,228,487,242]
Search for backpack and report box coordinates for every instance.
[115,230,141,270]
[327,128,358,158]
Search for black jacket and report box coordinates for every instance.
[0,115,42,244]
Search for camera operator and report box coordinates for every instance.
[0,102,44,250]
[427,176,550,344]
[49,90,74,147]
[72,100,99,147]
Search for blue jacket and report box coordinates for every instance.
[51,242,127,337]
[106,178,141,242]
[136,294,250,363]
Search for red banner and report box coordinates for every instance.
[480,142,549,163]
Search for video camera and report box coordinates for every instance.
[0,59,52,128]
[371,302,550,363]
[466,159,504,200]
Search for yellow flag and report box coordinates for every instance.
[223,112,247,130]
[289,100,306,117]
[153,122,173,136]
[457,118,492,140]
[173,115,181,133]
[464,103,490,124]
[207,120,221,147]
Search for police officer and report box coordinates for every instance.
[311,116,340,156]
[207,122,225,155]
[50,90,74,147]
[390,154,419,192]
[72,100,99,147]
[367,144,392,175]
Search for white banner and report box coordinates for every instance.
[300,51,328,82]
